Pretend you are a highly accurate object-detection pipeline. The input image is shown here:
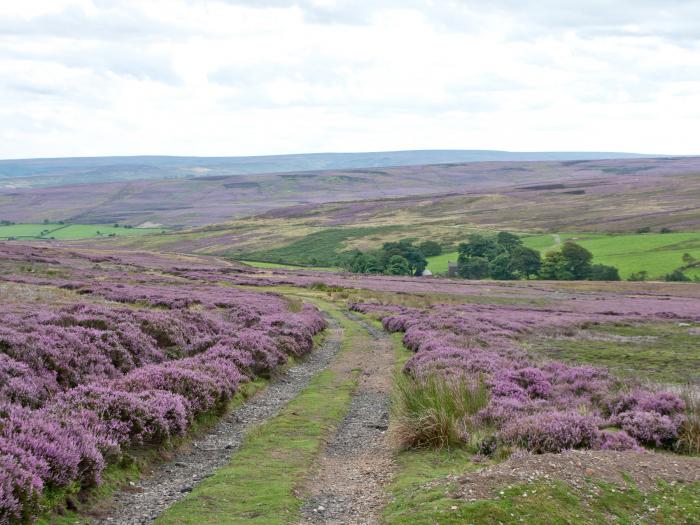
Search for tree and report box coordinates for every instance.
[560,242,593,279]
[383,240,427,275]
[682,252,696,265]
[342,251,384,274]
[458,256,490,279]
[664,269,691,282]
[588,264,620,281]
[489,253,516,280]
[539,252,574,280]
[628,271,648,282]
[418,240,442,257]
[509,246,541,279]
[458,234,502,260]
[496,231,522,252]
[386,255,412,275]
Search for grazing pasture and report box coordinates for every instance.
[427,231,700,279]
[0,223,162,241]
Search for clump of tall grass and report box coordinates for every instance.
[391,372,489,450]
[677,385,700,455]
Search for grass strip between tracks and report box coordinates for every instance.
[155,298,367,524]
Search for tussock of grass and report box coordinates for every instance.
[391,373,489,450]
[679,386,700,455]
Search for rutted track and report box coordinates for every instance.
[300,311,396,524]
[91,315,343,525]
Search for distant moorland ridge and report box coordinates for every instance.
[0,156,695,229]
[0,149,653,188]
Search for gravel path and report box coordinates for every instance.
[91,315,343,525]
[300,312,396,525]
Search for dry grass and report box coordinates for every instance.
[678,385,700,455]
[391,373,490,450]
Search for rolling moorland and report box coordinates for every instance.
[1,156,696,228]
[0,242,699,524]
[73,155,698,280]
[1,153,699,524]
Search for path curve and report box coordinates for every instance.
[91,315,343,525]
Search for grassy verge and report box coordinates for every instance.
[385,477,700,525]
[154,299,369,524]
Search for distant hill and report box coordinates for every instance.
[0,150,653,188]
[0,156,696,229]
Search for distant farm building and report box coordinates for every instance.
[447,261,458,277]
[421,269,433,277]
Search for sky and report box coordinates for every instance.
[1,0,700,159]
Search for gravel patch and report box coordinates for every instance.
[91,315,342,525]
[300,311,395,525]
[452,449,700,501]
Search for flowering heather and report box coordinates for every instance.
[350,300,691,455]
[0,245,325,522]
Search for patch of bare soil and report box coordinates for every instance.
[299,312,396,525]
[453,450,700,501]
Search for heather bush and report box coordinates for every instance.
[391,373,489,449]
[611,410,682,448]
[0,443,43,524]
[0,260,326,522]
[355,299,690,456]
[597,429,641,451]
[500,412,602,453]
[53,386,189,445]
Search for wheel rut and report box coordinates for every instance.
[299,311,396,525]
[91,315,343,525]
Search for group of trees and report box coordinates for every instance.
[340,239,440,276]
[457,232,541,279]
[457,232,620,281]
[338,231,700,283]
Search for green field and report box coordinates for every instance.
[239,260,340,272]
[236,226,400,267]
[0,223,164,241]
[427,232,700,279]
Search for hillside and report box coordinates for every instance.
[97,156,700,267]
[0,150,649,189]
[0,156,696,228]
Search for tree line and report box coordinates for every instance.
[340,232,625,281]
[455,232,620,281]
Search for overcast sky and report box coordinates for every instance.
[1,0,699,159]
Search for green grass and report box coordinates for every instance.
[0,223,163,240]
[384,477,700,524]
[526,322,700,384]
[155,299,369,524]
[523,232,700,279]
[236,226,400,267]
[425,251,459,274]
[426,231,700,279]
[238,260,339,272]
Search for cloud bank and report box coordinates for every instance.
[1,0,699,158]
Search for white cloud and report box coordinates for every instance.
[0,0,699,158]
